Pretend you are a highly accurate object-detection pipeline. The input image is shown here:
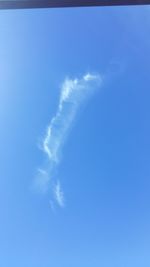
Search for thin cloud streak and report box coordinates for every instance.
[54,180,65,207]
[37,73,102,206]
[43,73,102,164]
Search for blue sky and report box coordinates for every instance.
[0,5,150,267]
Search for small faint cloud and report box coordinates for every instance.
[54,180,65,207]
[34,168,50,194]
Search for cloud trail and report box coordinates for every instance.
[37,73,102,207]
[54,180,65,207]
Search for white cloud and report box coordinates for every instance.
[54,180,65,207]
[43,73,102,164]
[36,72,102,207]
[83,73,100,81]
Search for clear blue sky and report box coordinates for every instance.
[0,5,150,267]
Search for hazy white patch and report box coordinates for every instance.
[34,168,50,194]
[54,181,65,207]
[83,73,100,81]
[49,200,56,213]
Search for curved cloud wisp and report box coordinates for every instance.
[37,73,102,207]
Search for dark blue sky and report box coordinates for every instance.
[0,5,150,267]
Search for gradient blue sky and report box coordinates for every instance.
[0,4,150,267]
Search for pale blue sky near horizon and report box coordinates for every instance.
[0,5,150,267]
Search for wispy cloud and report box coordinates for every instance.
[36,73,102,207]
[54,180,65,207]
